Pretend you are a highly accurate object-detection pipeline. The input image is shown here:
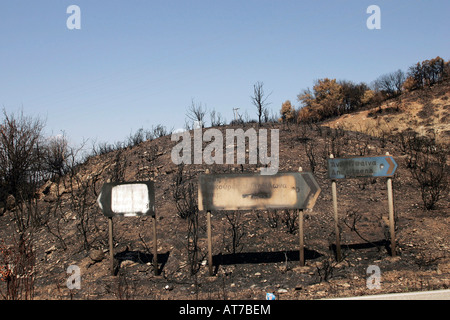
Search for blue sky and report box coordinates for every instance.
[1,0,449,147]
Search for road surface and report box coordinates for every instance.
[328,289,450,300]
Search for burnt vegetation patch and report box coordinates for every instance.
[0,58,449,300]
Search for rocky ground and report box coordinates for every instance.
[0,90,448,300]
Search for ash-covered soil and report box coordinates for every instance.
[0,122,448,300]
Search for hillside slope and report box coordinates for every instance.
[0,94,448,300]
[324,80,450,142]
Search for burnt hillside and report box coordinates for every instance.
[0,105,448,299]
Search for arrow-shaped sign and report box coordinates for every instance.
[327,156,398,179]
[199,172,321,211]
[301,172,320,210]
[97,181,155,217]
[385,156,396,176]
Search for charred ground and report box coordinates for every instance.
[0,84,449,300]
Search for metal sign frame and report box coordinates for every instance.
[97,181,156,217]
[198,172,321,211]
[199,169,321,275]
[327,155,398,179]
[328,153,397,261]
[97,181,158,276]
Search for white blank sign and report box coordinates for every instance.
[111,184,150,216]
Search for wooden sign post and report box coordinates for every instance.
[327,153,398,259]
[386,153,396,257]
[108,217,114,275]
[152,216,158,271]
[97,181,158,275]
[329,155,342,262]
[199,169,321,275]
[207,210,213,276]
[298,207,305,267]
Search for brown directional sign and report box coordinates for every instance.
[97,181,155,217]
[198,172,321,211]
[327,156,398,179]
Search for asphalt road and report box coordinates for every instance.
[328,289,450,300]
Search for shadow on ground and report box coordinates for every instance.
[330,239,392,259]
[212,249,322,274]
[114,250,170,275]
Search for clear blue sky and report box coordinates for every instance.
[1,0,449,147]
